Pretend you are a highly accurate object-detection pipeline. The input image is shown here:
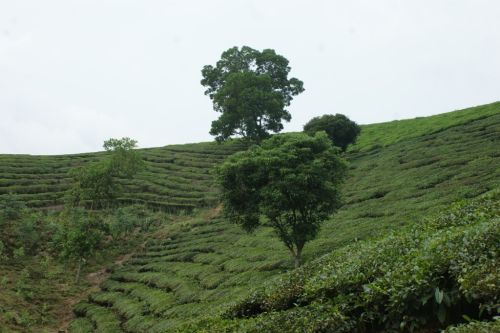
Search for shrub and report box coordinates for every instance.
[220,192,500,332]
[15,213,41,254]
[0,193,26,220]
[108,207,139,239]
[303,114,361,152]
[51,208,104,282]
[443,318,500,333]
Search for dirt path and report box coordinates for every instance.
[55,253,134,332]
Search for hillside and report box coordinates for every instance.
[1,102,498,212]
[62,103,500,332]
[0,141,245,211]
[178,190,500,332]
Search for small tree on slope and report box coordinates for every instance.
[217,133,347,267]
[51,208,104,283]
[67,137,143,209]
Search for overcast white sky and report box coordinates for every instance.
[1,1,499,155]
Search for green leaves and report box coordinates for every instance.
[435,287,444,304]
[303,114,361,152]
[217,133,347,267]
[51,208,104,263]
[0,192,26,221]
[219,191,500,332]
[201,46,304,142]
[67,138,143,209]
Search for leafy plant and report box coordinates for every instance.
[15,213,41,255]
[217,132,347,267]
[304,114,361,152]
[218,192,500,332]
[67,137,144,209]
[51,208,104,282]
[108,207,139,239]
[0,192,26,221]
[201,46,304,142]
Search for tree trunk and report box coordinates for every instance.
[293,247,303,268]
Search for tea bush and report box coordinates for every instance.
[0,192,26,220]
[212,192,500,332]
[15,213,41,254]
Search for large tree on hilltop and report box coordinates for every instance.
[201,46,304,143]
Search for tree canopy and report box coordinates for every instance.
[68,137,143,209]
[217,132,347,267]
[52,208,104,282]
[304,114,361,152]
[201,46,304,142]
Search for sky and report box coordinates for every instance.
[1,1,499,155]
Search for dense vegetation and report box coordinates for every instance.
[0,102,497,211]
[352,101,500,152]
[0,102,498,332]
[69,104,499,332]
[0,197,184,332]
[181,191,500,332]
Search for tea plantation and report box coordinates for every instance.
[69,103,499,332]
[0,102,499,332]
[0,141,245,211]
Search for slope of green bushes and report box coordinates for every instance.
[1,102,499,332]
[178,191,500,332]
[69,107,500,332]
[1,102,498,211]
[0,141,246,210]
[352,101,500,152]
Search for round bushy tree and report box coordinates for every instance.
[303,114,361,152]
[217,132,347,267]
[201,46,304,143]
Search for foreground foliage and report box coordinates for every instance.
[68,108,499,332]
[180,191,500,332]
[0,204,173,332]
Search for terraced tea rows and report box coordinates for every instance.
[0,141,245,210]
[70,110,500,332]
[70,214,286,332]
[315,109,500,251]
[1,103,498,213]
